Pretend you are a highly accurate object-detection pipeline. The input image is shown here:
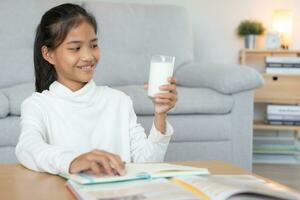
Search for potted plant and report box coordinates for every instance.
[237,20,265,49]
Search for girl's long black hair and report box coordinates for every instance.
[34,3,97,92]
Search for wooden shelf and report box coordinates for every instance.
[254,121,300,131]
[239,49,300,65]
[240,49,300,154]
[254,74,300,104]
[253,150,297,155]
[262,73,300,77]
[240,49,300,54]
[254,98,300,104]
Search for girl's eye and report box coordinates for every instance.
[68,47,80,51]
[91,44,98,48]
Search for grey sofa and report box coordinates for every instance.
[0,0,263,171]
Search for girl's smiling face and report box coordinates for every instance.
[42,21,100,91]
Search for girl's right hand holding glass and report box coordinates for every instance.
[69,149,126,176]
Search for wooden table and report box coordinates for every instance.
[0,160,286,200]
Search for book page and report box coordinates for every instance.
[67,178,199,200]
[172,175,300,200]
[126,163,209,178]
[61,163,209,185]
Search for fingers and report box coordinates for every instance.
[105,153,126,176]
[90,150,125,176]
[155,92,177,100]
[70,150,126,177]
[69,156,91,174]
[97,156,114,176]
[144,83,149,90]
[90,161,103,176]
[71,153,112,176]
[93,150,125,176]
[168,76,177,85]
[154,85,178,104]
[151,76,178,114]
[159,77,177,94]
[154,99,172,104]
[154,99,175,106]
[159,84,177,93]
[153,95,177,105]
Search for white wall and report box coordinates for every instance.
[187,0,300,64]
[88,0,300,64]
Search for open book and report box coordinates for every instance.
[60,163,209,185]
[171,175,300,200]
[66,178,198,200]
[66,175,300,200]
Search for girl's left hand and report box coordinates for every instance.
[144,77,178,114]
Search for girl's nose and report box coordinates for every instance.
[81,56,93,62]
[80,48,94,61]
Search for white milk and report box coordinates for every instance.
[148,61,174,97]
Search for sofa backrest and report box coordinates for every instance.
[84,2,193,86]
[0,1,193,88]
[0,0,80,89]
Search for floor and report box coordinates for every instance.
[253,163,300,192]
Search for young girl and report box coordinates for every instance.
[16,3,178,176]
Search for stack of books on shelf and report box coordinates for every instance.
[254,136,300,155]
[265,56,300,75]
[253,136,300,164]
[266,104,300,125]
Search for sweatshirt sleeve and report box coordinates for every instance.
[128,97,174,162]
[15,97,81,175]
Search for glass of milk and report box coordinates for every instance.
[148,55,175,98]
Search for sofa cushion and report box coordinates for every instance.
[0,116,20,147]
[3,83,234,116]
[3,83,35,116]
[84,2,193,86]
[0,91,9,118]
[176,63,264,94]
[165,141,232,162]
[115,86,234,115]
[138,114,232,142]
[0,146,18,163]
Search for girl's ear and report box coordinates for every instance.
[41,46,55,65]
